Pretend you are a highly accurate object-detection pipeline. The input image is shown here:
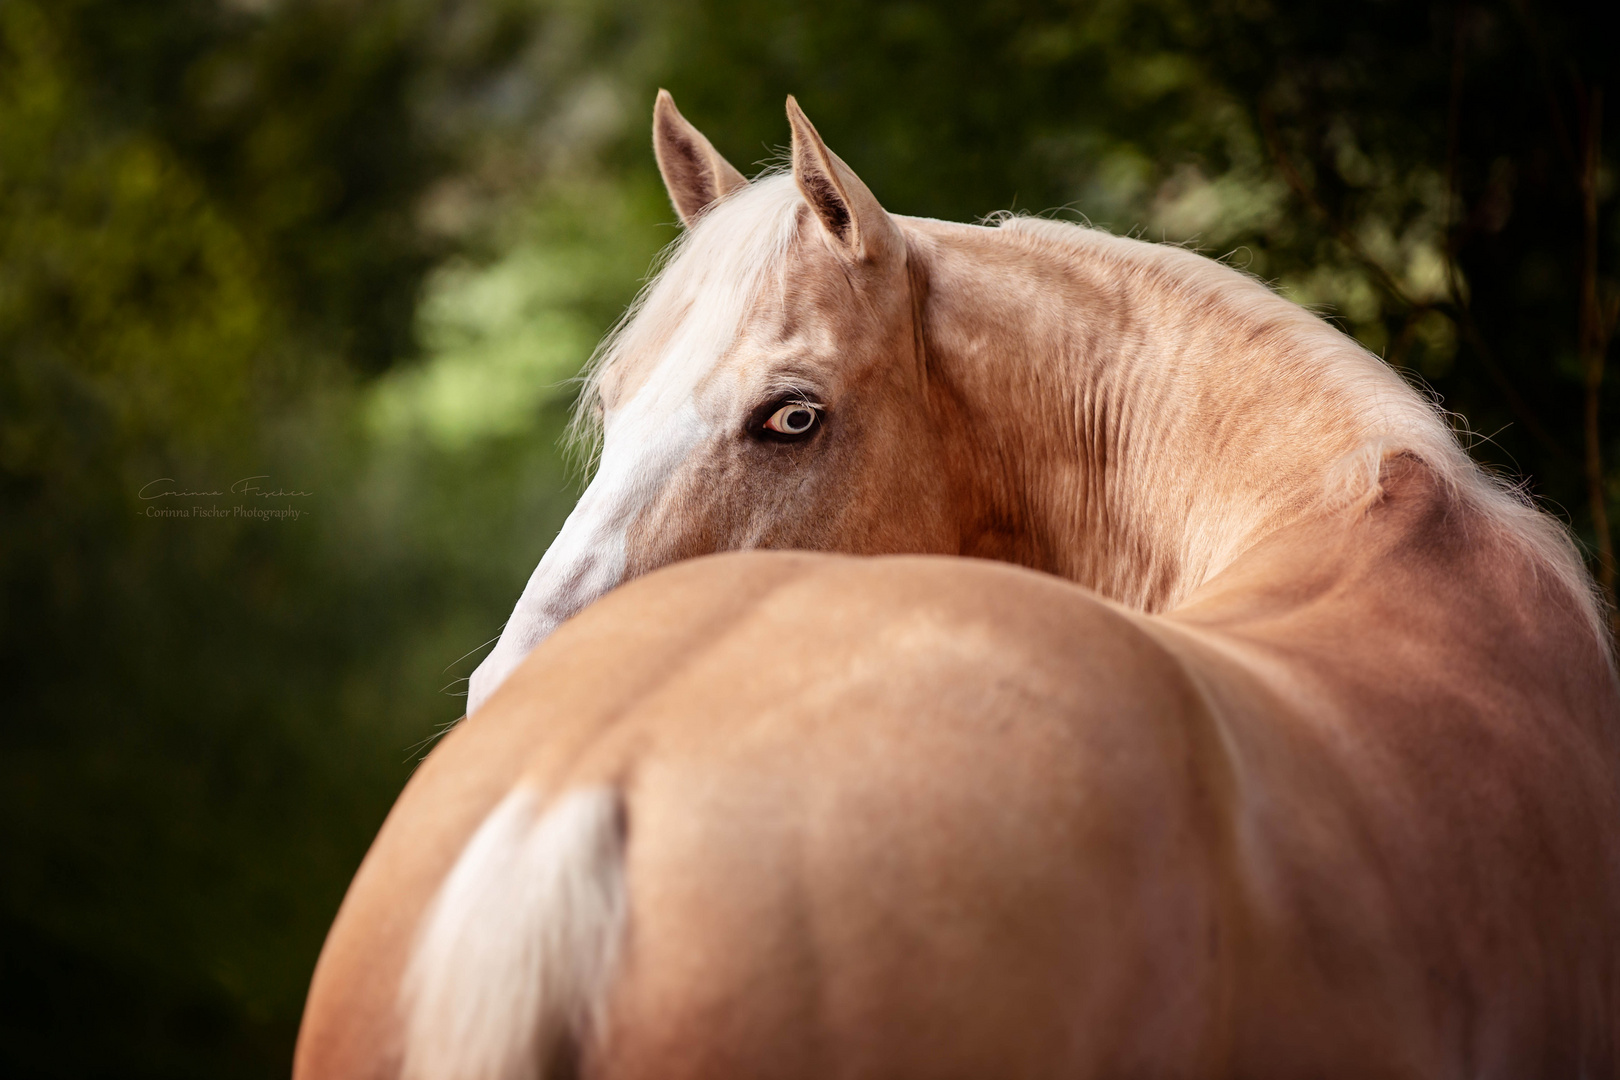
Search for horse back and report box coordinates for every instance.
[296,552,1238,1079]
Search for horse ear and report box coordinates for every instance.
[785,96,898,263]
[653,90,748,227]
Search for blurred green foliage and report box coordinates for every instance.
[1,0,1613,1076]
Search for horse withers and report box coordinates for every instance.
[296,93,1620,1078]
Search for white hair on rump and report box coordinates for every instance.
[401,785,627,1080]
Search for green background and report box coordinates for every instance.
[2,1,1614,1075]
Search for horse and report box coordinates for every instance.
[294,93,1620,1078]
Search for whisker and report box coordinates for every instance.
[443,633,503,674]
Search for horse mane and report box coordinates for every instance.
[995,213,1608,654]
[568,174,1608,656]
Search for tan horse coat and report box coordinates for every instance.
[298,458,1620,1079]
[296,95,1620,1079]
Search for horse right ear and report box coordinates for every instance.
[785,96,899,265]
[653,90,748,227]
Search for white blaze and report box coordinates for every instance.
[465,396,706,715]
[463,175,804,716]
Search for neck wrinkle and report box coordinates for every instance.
[907,216,1353,613]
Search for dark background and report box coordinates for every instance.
[2,1,1614,1075]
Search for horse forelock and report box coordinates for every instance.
[568,172,804,469]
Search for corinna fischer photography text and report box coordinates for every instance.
[138,476,312,521]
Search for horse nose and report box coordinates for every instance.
[466,563,611,715]
[465,655,503,717]
[465,480,637,714]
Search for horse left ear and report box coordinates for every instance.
[786,96,900,264]
[654,90,749,227]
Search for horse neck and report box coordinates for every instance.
[906,216,1423,612]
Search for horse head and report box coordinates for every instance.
[468,94,962,714]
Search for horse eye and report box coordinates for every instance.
[763,403,820,437]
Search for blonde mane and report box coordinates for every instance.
[989,214,1605,650]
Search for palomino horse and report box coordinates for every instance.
[295,94,1620,1078]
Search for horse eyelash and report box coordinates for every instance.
[773,384,824,410]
